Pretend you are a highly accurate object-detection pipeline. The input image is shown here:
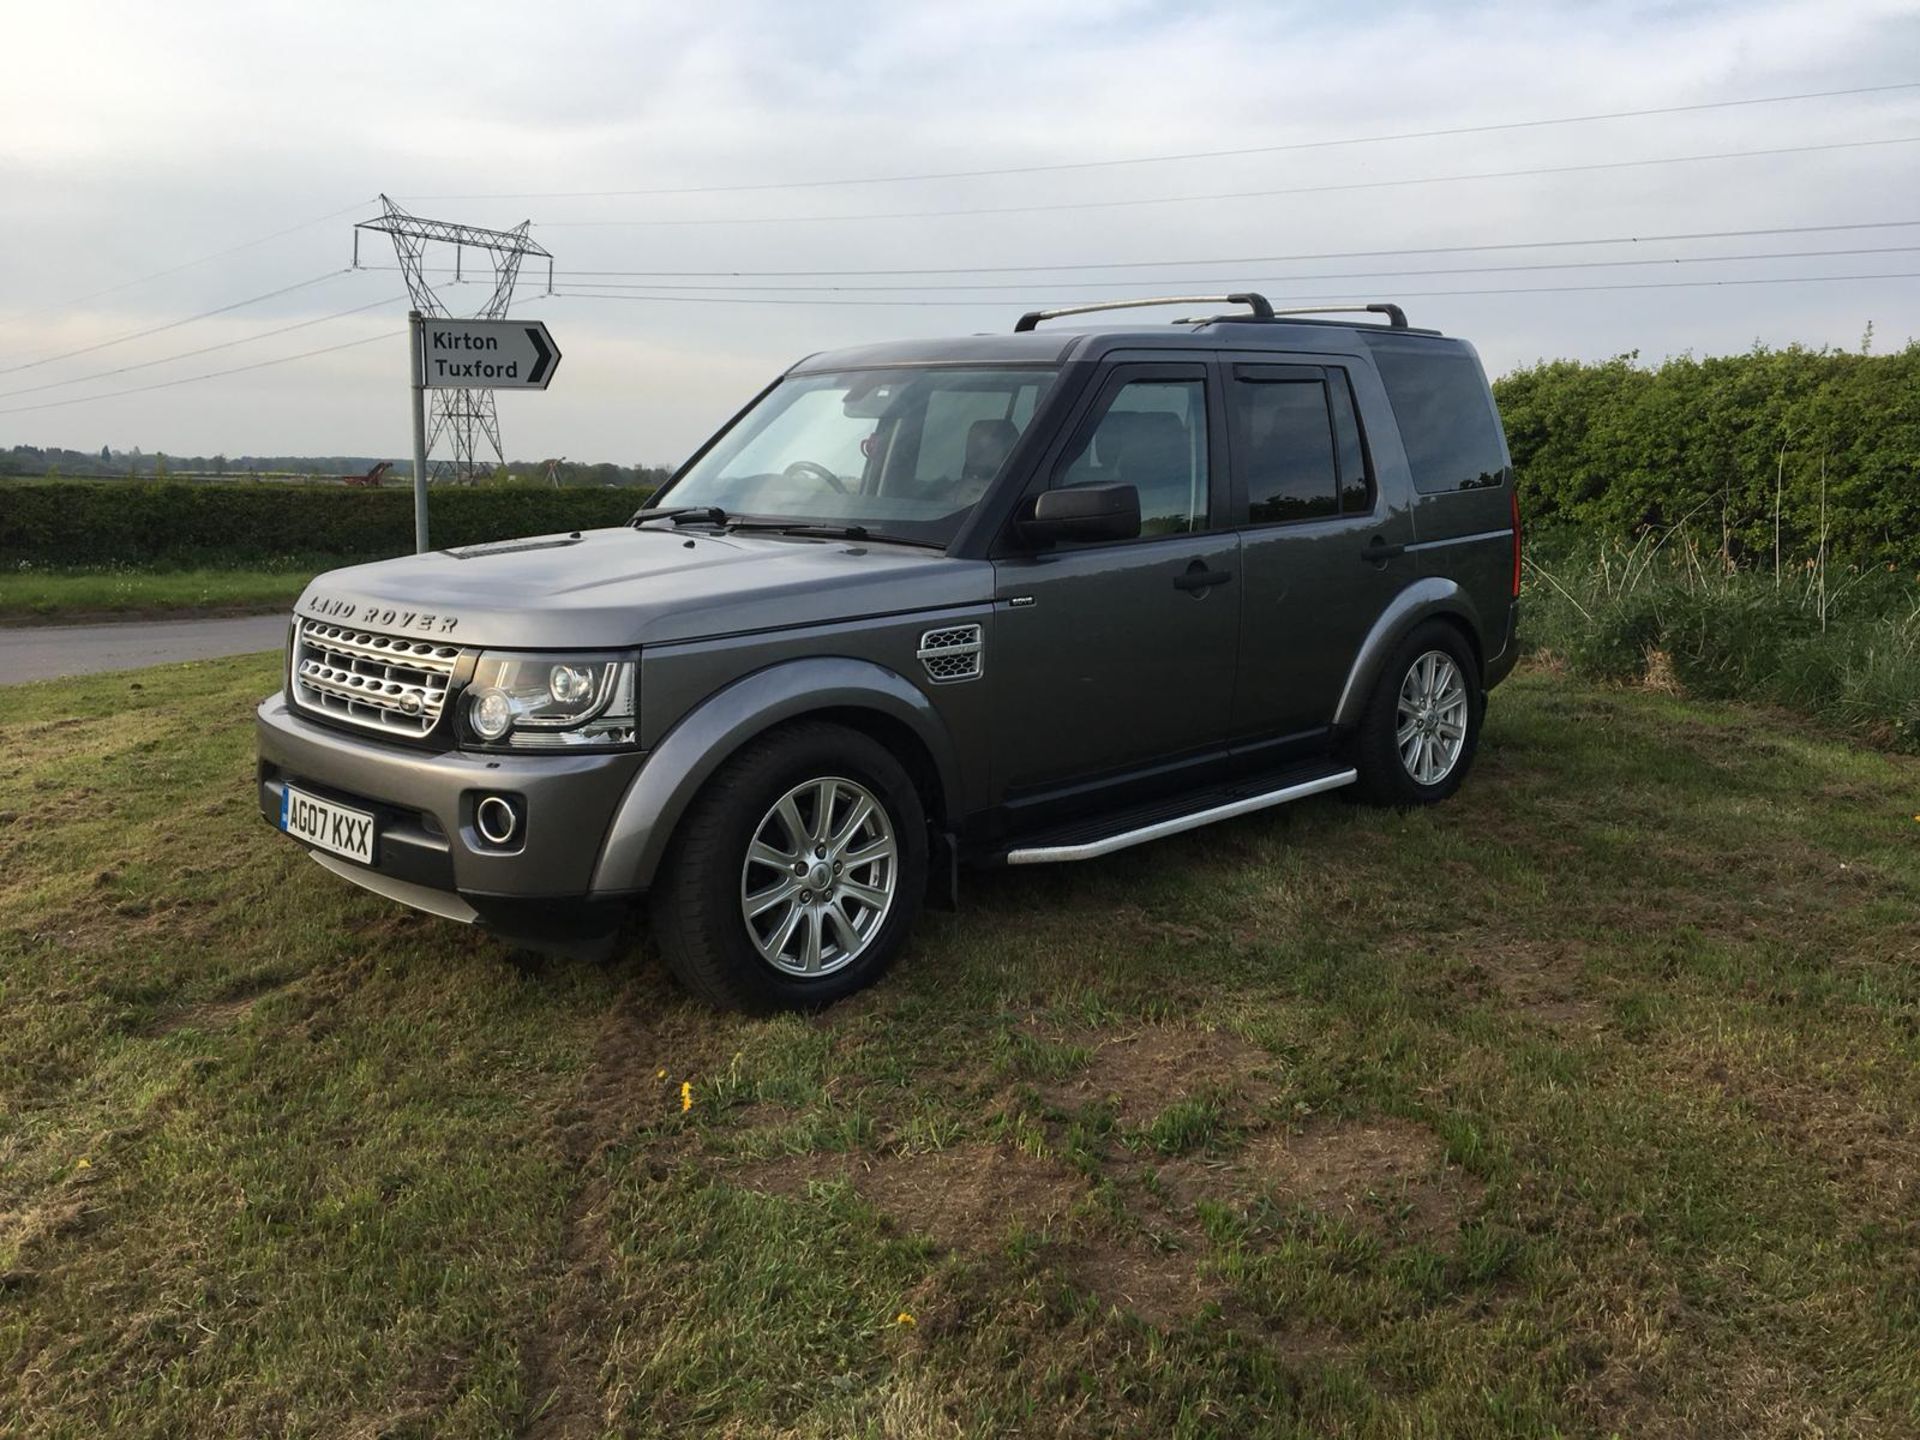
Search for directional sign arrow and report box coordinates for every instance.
[417,318,562,391]
[525,325,556,386]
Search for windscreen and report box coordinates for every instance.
[660,366,1058,546]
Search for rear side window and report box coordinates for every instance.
[1232,377,1337,523]
[1369,343,1508,494]
[1229,365,1373,525]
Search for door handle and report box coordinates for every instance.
[1174,566,1232,592]
[1361,536,1407,562]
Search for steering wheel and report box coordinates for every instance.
[782,459,847,494]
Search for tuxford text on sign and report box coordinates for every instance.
[404,310,563,553]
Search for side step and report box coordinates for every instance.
[1004,763,1358,866]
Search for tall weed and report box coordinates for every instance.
[1525,535,1920,750]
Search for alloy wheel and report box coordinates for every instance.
[1395,650,1469,786]
[739,776,898,977]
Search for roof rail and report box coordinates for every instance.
[1013,292,1275,332]
[1264,303,1409,329]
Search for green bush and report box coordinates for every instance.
[1496,342,1920,570]
[0,483,655,567]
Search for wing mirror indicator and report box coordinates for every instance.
[1018,483,1142,546]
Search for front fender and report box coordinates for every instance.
[590,656,961,895]
[1331,578,1486,729]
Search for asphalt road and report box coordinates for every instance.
[0,615,287,684]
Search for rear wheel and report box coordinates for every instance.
[650,721,927,1011]
[1349,621,1483,806]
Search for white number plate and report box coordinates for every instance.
[281,785,376,864]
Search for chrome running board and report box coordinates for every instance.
[1005,767,1358,865]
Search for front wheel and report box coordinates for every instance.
[650,721,927,1011]
[1348,622,1484,807]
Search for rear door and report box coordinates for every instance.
[1224,356,1415,745]
[990,361,1240,796]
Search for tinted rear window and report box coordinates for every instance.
[1368,343,1508,494]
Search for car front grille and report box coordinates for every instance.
[291,619,463,738]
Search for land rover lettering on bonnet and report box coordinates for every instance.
[257,295,1519,1011]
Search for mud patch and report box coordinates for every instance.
[736,1143,1086,1252]
[734,1143,1245,1324]
[1037,1023,1283,1125]
[146,994,259,1037]
[1066,1240,1220,1328]
[1402,933,1600,1027]
[1140,1116,1480,1241]
[1475,941,1600,1026]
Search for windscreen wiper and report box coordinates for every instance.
[629,505,729,527]
[723,519,942,549]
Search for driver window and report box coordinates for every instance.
[1056,379,1208,536]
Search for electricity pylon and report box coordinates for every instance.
[354,195,553,483]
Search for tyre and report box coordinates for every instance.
[650,721,928,1011]
[1348,621,1484,807]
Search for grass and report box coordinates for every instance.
[0,566,314,622]
[2,657,1918,1437]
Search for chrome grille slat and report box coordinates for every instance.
[291,619,463,737]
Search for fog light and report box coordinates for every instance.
[475,795,519,846]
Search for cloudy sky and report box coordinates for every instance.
[3,0,1918,467]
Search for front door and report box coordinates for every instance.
[990,364,1241,798]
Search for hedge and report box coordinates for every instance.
[0,483,657,567]
[1495,341,1920,569]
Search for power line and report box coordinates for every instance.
[0,330,402,417]
[548,270,1920,309]
[0,198,379,335]
[0,295,404,402]
[536,135,1920,229]
[503,219,1920,278]
[401,81,1920,200]
[532,245,1920,294]
[0,270,354,377]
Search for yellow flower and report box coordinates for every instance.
[895,1311,915,1326]
[680,1080,693,1113]
[74,1157,91,1171]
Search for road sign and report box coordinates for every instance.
[404,311,565,553]
[417,318,561,391]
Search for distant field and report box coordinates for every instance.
[2,659,1916,1436]
[0,566,311,621]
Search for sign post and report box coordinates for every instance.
[405,315,564,552]
[408,311,429,554]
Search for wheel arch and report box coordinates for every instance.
[1331,578,1488,731]
[590,657,960,896]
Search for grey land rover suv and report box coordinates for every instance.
[257,293,1520,1010]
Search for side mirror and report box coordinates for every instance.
[1018,483,1141,546]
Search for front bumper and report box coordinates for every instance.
[255,691,647,917]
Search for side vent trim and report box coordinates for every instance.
[917,624,983,684]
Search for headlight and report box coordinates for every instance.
[461,652,637,749]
